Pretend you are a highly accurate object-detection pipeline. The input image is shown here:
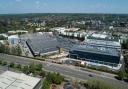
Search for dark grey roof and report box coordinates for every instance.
[56,36,75,50]
[21,33,76,55]
[26,33,59,54]
[70,44,120,57]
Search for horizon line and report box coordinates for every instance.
[0,12,128,15]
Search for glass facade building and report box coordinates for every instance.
[69,39,121,67]
[69,50,120,67]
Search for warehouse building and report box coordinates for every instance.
[0,71,42,89]
[24,32,59,56]
[20,32,76,57]
[69,33,122,70]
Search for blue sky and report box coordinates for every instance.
[0,0,128,14]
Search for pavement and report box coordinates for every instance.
[0,53,128,89]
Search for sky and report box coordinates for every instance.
[0,0,128,14]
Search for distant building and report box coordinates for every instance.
[52,27,66,33]
[109,26,114,30]
[86,33,120,42]
[8,31,17,34]
[0,33,8,38]
[69,33,122,70]
[52,27,87,39]
[67,28,79,32]
[52,27,79,34]
[36,28,41,31]
[8,30,28,35]
[0,34,8,44]
[8,35,19,46]
[0,71,42,89]
[16,30,28,34]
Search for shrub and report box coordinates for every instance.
[2,61,7,66]
[9,62,15,68]
[35,63,43,71]
[0,60,2,64]
[86,79,120,89]
[16,64,22,69]
[42,80,51,89]
[22,65,29,74]
[39,70,46,78]
[46,72,64,84]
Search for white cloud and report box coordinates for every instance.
[35,1,40,9]
[36,1,40,4]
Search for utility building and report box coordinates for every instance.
[0,71,42,89]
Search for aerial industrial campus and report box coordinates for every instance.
[0,0,128,89]
[6,28,122,70]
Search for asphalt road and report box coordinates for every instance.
[0,54,128,89]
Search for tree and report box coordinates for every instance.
[42,80,51,89]
[39,70,46,78]
[0,42,10,54]
[122,39,128,49]
[117,70,125,80]
[4,45,10,54]
[16,64,22,69]
[16,45,22,56]
[28,63,43,74]
[0,43,5,53]
[46,72,64,84]
[0,35,6,40]
[22,65,29,74]
[0,60,2,64]
[72,80,79,89]
[2,61,7,66]
[10,47,17,55]
[10,45,22,56]
[29,63,35,73]
[9,62,15,68]
[125,73,128,80]
[35,63,43,71]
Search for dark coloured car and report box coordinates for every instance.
[88,74,93,77]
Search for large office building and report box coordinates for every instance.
[0,71,42,89]
[69,33,122,70]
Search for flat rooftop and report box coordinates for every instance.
[22,33,59,54]
[87,33,119,42]
[0,71,41,89]
[70,44,120,57]
[84,39,121,49]
[20,33,76,54]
